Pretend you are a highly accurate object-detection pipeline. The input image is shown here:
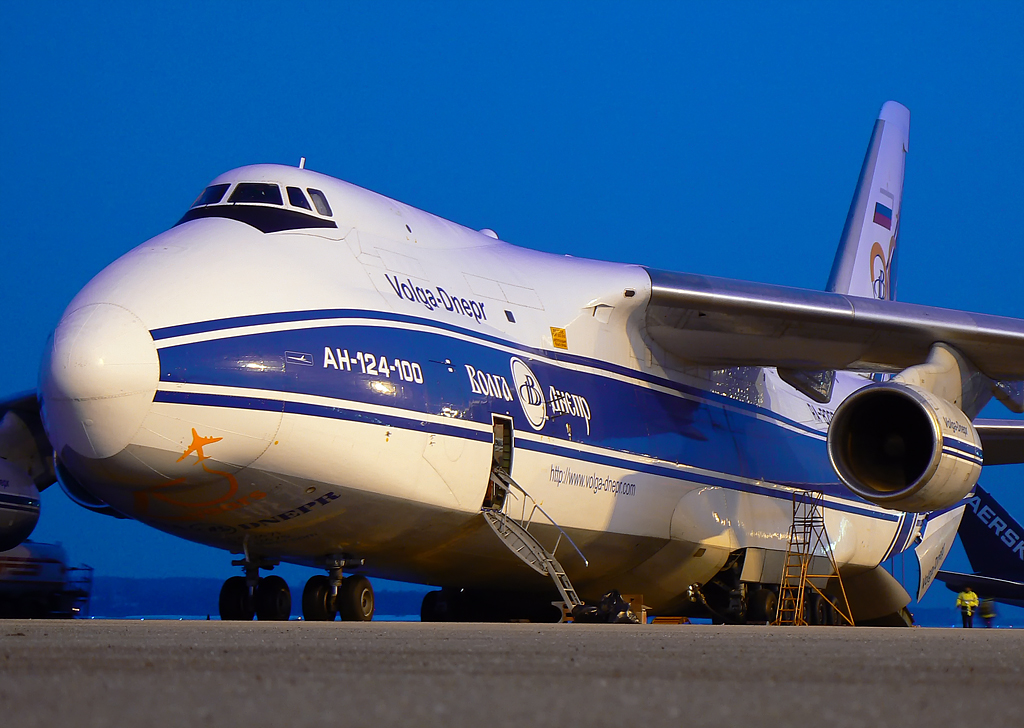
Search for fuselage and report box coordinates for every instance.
[38,164,916,611]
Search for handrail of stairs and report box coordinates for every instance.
[489,469,588,567]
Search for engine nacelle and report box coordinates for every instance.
[0,459,41,550]
[827,383,982,512]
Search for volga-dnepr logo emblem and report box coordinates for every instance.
[510,357,546,430]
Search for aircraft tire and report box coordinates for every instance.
[820,597,837,626]
[219,576,255,621]
[255,575,291,621]
[301,575,336,621]
[420,590,442,622]
[338,575,374,621]
[747,587,777,623]
[807,592,828,626]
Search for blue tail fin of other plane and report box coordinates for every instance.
[960,485,1024,580]
[827,101,910,301]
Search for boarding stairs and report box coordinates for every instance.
[482,468,586,610]
[773,491,854,626]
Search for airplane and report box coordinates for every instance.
[0,394,48,551]
[935,484,1024,608]
[1,100,1022,624]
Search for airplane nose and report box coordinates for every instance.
[40,303,158,459]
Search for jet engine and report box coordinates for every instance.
[827,382,982,513]
[0,459,41,550]
[0,398,53,550]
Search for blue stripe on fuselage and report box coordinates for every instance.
[882,512,919,559]
[515,437,896,521]
[152,308,828,437]
[154,314,850,494]
[153,389,493,444]
[153,389,896,522]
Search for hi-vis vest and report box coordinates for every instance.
[956,590,979,615]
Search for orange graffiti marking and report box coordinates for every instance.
[177,428,223,463]
[135,429,261,521]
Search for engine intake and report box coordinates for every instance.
[827,383,982,512]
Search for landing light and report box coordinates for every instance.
[371,381,396,395]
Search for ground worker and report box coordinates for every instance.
[956,586,979,628]
[980,598,997,628]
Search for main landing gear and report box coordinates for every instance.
[218,552,292,621]
[219,574,293,621]
[301,574,374,621]
[300,556,375,622]
[218,551,374,622]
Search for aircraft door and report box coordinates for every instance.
[483,416,513,510]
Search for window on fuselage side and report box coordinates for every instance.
[228,183,284,205]
[287,186,312,210]
[191,184,230,207]
[307,188,333,217]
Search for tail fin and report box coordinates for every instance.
[826,101,910,300]
[960,484,1024,580]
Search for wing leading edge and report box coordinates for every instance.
[644,267,1024,382]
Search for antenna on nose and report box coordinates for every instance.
[299,157,306,169]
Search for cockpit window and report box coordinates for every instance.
[228,183,284,205]
[287,186,312,210]
[307,188,333,217]
[191,184,230,208]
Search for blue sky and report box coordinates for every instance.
[1,3,1021,617]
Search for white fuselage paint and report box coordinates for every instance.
[41,164,921,610]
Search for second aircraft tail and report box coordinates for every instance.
[960,484,1024,580]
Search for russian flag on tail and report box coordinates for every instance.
[873,201,893,230]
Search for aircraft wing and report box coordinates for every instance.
[974,420,1024,466]
[644,268,1024,381]
[935,570,1024,606]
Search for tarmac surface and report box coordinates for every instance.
[1,620,1022,728]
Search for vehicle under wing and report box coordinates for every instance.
[644,268,1024,380]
